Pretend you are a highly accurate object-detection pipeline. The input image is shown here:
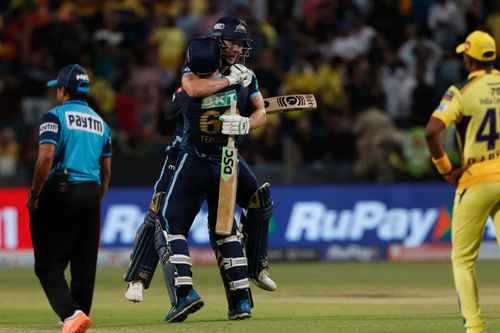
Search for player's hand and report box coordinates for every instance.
[26,197,39,213]
[442,165,470,187]
[225,65,253,87]
[219,114,250,135]
[233,64,253,87]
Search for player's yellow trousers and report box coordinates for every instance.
[452,182,500,333]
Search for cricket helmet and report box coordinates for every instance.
[186,36,222,76]
[212,16,252,63]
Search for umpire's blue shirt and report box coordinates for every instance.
[38,99,112,184]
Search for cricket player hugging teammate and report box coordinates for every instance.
[123,16,277,322]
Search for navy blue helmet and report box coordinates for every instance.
[212,16,252,62]
[186,36,222,76]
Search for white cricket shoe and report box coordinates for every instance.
[125,281,143,302]
[251,269,277,291]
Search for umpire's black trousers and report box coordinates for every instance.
[30,181,101,320]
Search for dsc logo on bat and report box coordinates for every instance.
[222,148,235,176]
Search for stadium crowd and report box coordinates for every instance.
[0,0,499,186]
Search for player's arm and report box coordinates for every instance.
[425,87,464,186]
[425,117,446,159]
[219,75,266,135]
[182,73,230,98]
[26,143,55,212]
[100,133,112,199]
[99,157,111,199]
[248,93,266,130]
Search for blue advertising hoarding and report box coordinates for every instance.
[99,183,498,261]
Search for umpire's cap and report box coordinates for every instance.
[47,64,90,94]
[456,30,496,62]
[186,37,221,76]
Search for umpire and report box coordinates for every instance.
[26,64,111,333]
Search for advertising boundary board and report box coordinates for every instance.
[1,184,499,265]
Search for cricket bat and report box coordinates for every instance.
[216,98,239,235]
[264,94,317,114]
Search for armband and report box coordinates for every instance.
[432,154,453,175]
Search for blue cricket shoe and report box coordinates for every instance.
[228,299,252,320]
[164,289,204,323]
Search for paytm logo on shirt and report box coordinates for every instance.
[65,111,103,135]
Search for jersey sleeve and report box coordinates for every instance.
[166,89,185,120]
[38,111,61,146]
[431,85,462,127]
[101,128,112,158]
[248,75,261,99]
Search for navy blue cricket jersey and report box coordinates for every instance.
[180,67,262,156]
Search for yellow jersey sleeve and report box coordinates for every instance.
[431,85,462,127]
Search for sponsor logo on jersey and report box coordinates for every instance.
[66,111,104,135]
[436,103,448,112]
[201,90,237,109]
[39,122,59,135]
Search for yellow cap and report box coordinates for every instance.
[456,30,496,61]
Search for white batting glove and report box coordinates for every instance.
[225,65,253,87]
[233,64,253,88]
[219,114,250,135]
[225,66,242,86]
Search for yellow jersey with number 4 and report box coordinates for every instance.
[431,69,500,189]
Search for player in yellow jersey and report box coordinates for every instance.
[425,30,500,333]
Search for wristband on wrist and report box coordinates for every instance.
[29,190,40,200]
[432,154,453,175]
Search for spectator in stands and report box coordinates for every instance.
[427,0,465,48]
[0,127,19,179]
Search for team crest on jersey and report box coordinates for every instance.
[66,111,104,135]
[40,122,59,134]
[201,90,237,109]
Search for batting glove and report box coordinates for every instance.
[225,65,253,87]
[233,64,253,88]
[219,114,250,135]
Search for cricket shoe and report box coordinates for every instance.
[251,269,277,291]
[164,289,204,323]
[125,280,143,302]
[61,310,92,333]
[228,299,252,320]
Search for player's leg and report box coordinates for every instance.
[68,183,101,316]
[237,157,276,291]
[124,149,179,302]
[123,192,164,302]
[156,152,206,322]
[30,185,80,321]
[451,183,500,333]
[208,186,253,320]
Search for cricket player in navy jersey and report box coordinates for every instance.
[124,16,276,305]
[26,64,111,333]
[122,82,187,302]
[150,36,272,322]
[184,15,277,292]
[426,30,500,333]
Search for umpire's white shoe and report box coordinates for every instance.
[251,269,277,291]
[125,281,143,302]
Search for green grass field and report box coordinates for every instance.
[1,261,500,333]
